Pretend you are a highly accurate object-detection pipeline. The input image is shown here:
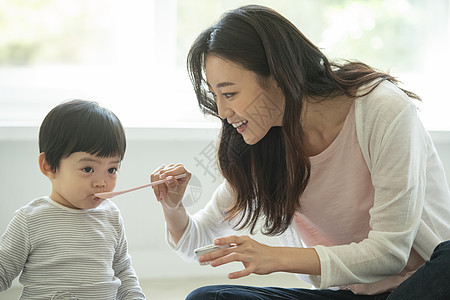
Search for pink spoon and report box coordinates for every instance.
[95,174,187,199]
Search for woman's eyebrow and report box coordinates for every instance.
[206,81,236,89]
[216,82,236,88]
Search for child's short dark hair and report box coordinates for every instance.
[39,99,126,171]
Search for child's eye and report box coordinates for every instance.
[108,168,118,174]
[82,167,94,173]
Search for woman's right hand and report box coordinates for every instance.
[150,163,191,209]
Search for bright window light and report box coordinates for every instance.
[0,0,449,130]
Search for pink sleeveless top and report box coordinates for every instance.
[294,102,424,294]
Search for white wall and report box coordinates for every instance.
[1,126,450,282]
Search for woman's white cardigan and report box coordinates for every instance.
[166,81,450,290]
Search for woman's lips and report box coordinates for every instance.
[232,120,248,133]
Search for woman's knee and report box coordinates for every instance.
[185,286,214,300]
[186,285,237,300]
[429,240,450,275]
[431,240,450,259]
[185,284,258,300]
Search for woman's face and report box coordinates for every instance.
[205,55,285,145]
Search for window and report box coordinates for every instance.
[1,0,449,130]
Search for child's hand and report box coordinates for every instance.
[150,164,191,209]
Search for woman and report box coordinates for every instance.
[151,5,450,299]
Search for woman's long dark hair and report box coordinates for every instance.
[187,5,420,235]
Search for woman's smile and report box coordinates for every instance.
[231,120,248,133]
[205,55,284,145]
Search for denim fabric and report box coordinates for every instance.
[387,240,450,300]
[185,241,450,300]
[185,286,390,300]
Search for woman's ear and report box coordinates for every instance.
[38,152,55,179]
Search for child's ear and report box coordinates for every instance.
[38,152,55,179]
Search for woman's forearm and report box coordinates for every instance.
[275,246,321,276]
[162,204,189,244]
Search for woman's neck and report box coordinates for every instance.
[301,95,354,156]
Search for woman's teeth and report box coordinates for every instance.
[232,120,248,128]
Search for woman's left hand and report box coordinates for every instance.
[199,235,280,279]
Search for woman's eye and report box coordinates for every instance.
[223,93,234,99]
[207,91,217,99]
[82,167,93,173]
[108,168,118,174]
[208,90,234,100]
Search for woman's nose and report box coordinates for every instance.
[217,97,234,120]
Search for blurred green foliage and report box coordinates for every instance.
[176,0,448,73]
[0,0,111,65]
[0,0,447,74]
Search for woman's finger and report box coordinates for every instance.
[206,235,276,279]
[150,165,166,200]
[228,268,252,279]
[214,235,249,246]
[209,250,244,267]
[161,165,192,192]
[197,244,236,264]
[150,163,192,208]
[160,163,190,179]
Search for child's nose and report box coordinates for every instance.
[94,177,107,187]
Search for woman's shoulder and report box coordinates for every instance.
[355,80,417,117]
[212,180,236,207]
[354,80,420,137]
[353,80,424,163]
